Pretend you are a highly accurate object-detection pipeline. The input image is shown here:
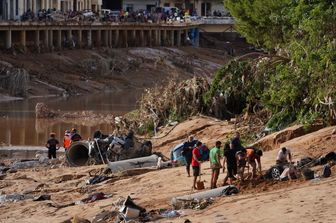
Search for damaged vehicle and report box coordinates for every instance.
[266,151,336,180]
[66,130,152,166]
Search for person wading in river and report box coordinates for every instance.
[46,132,60,159]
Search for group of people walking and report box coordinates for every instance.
[182,132,264,189]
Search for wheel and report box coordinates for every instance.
[270,166,284,180]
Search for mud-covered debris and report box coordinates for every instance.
[35,102,57,118]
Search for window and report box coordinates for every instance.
[0,0,3,17]
[125,4,133,12]
[16,0,18,15]
[201,2,211,16]
[146,5,155,12]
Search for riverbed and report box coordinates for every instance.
[0,91,139,147]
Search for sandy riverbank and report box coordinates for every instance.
[0,116,335,222]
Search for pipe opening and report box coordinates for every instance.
[66,142,89,166]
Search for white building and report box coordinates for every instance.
[101,0,159,12]
[0,0,102,20]
[161,0,228,16]
[100,0,227,16]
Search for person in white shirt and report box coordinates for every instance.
[276,147,292,164]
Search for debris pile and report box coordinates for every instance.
[172,185,239,210]
[265,151,336,181]
[35,102,116,122]
[35,102,58,118]
[178,198,215,210]
[0,61,29,97]
[66,132,153,166]
[134,77,210,132]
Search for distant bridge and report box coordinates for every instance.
[0,18,235,51]
[198,17,236,33]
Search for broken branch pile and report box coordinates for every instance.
[133,77,210,133]
[0,61,29,97]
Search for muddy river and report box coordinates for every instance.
[0,91,139,146]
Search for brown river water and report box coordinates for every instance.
[0,91,139,147]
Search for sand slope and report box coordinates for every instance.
[0,117,335,223]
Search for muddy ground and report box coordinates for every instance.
[0,116,335,223]
[0,47,230,101]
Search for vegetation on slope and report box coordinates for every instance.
[206,0,336,130]
[130,1,336,135]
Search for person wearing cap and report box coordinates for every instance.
[63,130,71,150]
[46,133,60,159]
[70,128,82,143]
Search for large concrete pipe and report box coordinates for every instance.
[66,141,90,167]
[171,186,239,209]
[107,154,159,173]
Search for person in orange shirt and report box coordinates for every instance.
[246,147,263,179]
[63,130,71,150]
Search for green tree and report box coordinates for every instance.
[206,0,336,129]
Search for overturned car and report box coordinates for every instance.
[265,151,336,180]
[66,131,152,166]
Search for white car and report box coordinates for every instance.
[81,9,95,17]
[101,9,112,15]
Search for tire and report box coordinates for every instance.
[269,165,284,180]
[141,141,153,156]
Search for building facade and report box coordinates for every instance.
[123,0,159,12]
[101,0,227,16]
[161,0,228,16]
[102,0,159,11]
[0,0,102,20]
